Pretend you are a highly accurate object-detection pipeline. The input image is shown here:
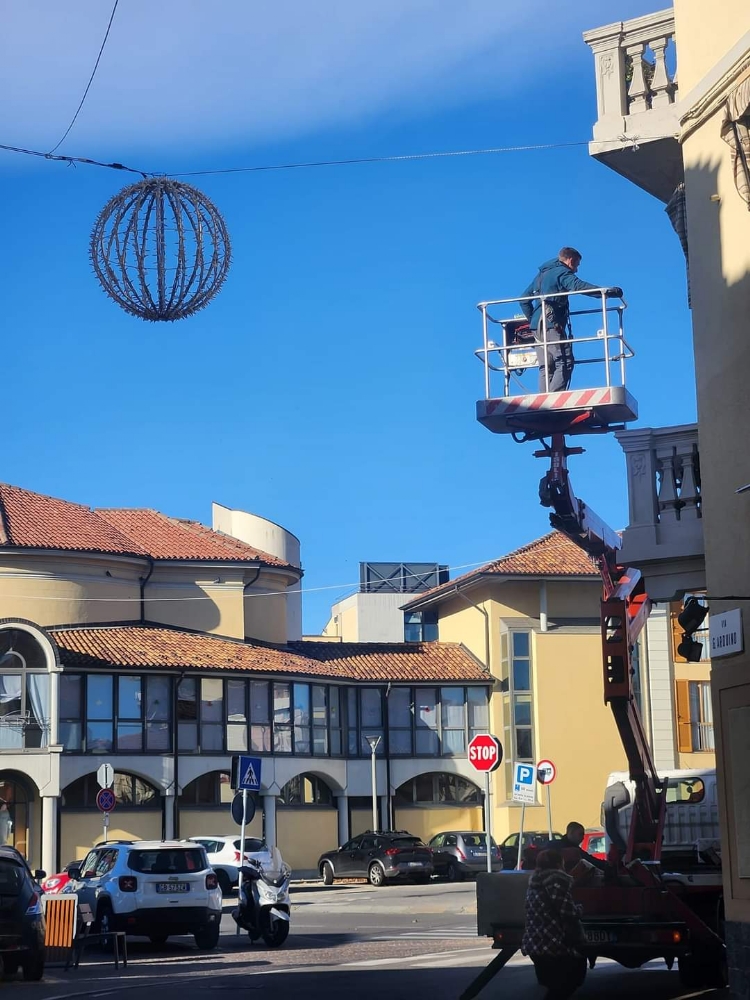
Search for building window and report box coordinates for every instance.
[177,677,199,751]
[277,773,334,807]
[293,683,311,754]
[273,683,292,753]
[312,686,328,755]
[388,687,413,755]
[676,679,715,752]
[201,679,224,752]
[87,675,114,753]
[60,674,83,751]
[62,771,161,809]
[394,772,481,805]
[360,688,384,755]
[227,680,248,752]
[440,687,466,755]
[415,687,438,755]
[510,632,534,762]
[404,610,439,643]
[250,680,271,753]
[178,770,232,808]
[0,627,51,750]
[385,686,488,758]
[329,687,343,756]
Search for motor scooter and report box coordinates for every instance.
[232,857,291,947]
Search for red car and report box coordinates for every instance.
[40,861,83,894]
[581,829,607,860]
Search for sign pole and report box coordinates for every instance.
[103,812,109,844]
[516,803,526,871]
[485,772,493,874]
[237,788,248,899]
[546,783,553,842]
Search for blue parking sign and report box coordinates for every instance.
[512,762,536,804]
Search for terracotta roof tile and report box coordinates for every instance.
[402,531,597,609]
[98,508,293,568]
[0,484,293,570]
[0,484,147,557]
[50,625,487,683]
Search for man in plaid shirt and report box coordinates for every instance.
[522,849,587,999]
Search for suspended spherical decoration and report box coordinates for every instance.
[90,177,231,321]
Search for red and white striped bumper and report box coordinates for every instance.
[476,386,638,436]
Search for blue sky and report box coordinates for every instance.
[1,0,693,632]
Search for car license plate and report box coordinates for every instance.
[584,928,616,944]
[408,862,423,867]
[156,882,189,893]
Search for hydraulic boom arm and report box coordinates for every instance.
[537,434,666,862]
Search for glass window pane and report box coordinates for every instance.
[87,676,113,721]
[347,688,357,726]
[415,729,438,755]
[250,681,270,723]
[514,696,532,726]
[201,723,223,752]
[177,678,197,721]
[512,632,530,657]
[227,680,247,722]
[274,684,291,724]
[416,689,437,729]
[516,728,533,760]
[347,729,359,755]
[388,688,411,727]
[201,679,223,723]
[329,687,340,726]
[86,721,113,753]
[513,660,530,691]
[146,722,170,752]
[178,722,198,751]
[118,677,141,720]
[60,721,82,751]
[313,727,328,755]
[251,724,271,753]
[414,774,434,802]
[294,684,310,726]
[390,729,412,755]
[443,729,466,755]
[468,688,489,729]
[404,622,422,642]
[227,724,248,752]
[0,675,22,720]
[441,688,465,728]
[294,726,311,754]
[146,677,169,722]
[312,686,327,725]
[361,689,382,727]
[117,722,142,751]
[60,675,81,718]
[274,726,292,754]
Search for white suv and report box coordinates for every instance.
[67,841,223,949]
[187,836,279,895]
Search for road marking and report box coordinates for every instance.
[369,928,478,940]
[339,945,493,969]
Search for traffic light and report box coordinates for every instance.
[677,597,708,661]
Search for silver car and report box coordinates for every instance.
[428,831,502,880]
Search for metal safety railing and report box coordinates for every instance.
[475,288,634,398]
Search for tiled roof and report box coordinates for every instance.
[50,625,488,683]
[0,484,147,557]
[401,531,597,610]
[0,484,292,569]
[98,508,293,568]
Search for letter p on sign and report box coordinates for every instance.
[467,734,503,773]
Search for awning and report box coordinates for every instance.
[720,77,750,208]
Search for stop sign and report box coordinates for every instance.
[468,734,503,773]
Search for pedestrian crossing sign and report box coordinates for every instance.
[231,754,262,791]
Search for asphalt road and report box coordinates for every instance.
[7,881,727,1000]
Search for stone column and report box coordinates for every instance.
[379,795,389,832]
[337,795,349,845]
[41,796,57,876]
[263,793,277,848]
[164,788,175,841]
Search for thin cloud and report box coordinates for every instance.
[2,0,656,157]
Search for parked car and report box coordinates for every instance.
[318,831,433,887]
[428,831,502,880]
[187,836,280,895]
[40,860,85,895]
[67,840,222,949]
[0,846,46,980]
[581,828,607,860]
[498,830,564,869]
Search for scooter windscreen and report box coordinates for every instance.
[263,864,292,887]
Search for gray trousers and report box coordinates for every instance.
[536,321,573,393]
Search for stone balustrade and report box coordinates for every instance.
[615,424,705,600]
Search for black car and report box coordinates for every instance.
[318,831,434,887]
[0,846,46,980]
[498,830,564,869]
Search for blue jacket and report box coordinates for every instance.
[520,258,603,330]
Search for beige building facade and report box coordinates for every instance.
[584,6,750,991]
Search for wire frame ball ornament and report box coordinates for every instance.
[90,177,231,321]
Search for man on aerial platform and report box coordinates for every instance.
[520,247,622,393]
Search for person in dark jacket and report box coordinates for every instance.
[548,821,608,873]
[520,247,622,392]
[522,849,587,1000]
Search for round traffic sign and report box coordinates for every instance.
[231,792,257,826]
[536,759,556,785]
[468,734,503,773]
[96,787,116,813]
